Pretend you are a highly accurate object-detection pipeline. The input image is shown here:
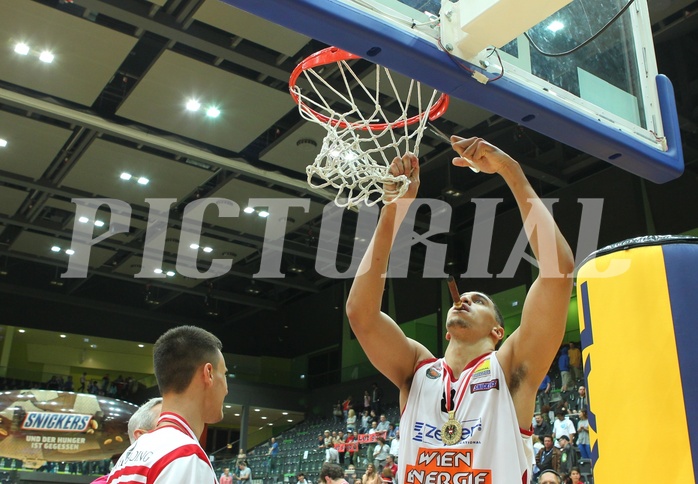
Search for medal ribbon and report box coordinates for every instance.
[442,353,491,415]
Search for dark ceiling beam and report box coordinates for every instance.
[0,87,336,204]
[0,213,321,295]
[0,170,332,292]
[72,0,291,83]
[0,247,277,310]
[0,280,207,327]
[25,128,99,223]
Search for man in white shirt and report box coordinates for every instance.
[552,412,576,447]
[325,442,340,464]
[388,428,399,459]
[107,326,227,483]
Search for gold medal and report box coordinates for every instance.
[441,411,462,445]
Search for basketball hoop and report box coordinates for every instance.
[289,46,449,207]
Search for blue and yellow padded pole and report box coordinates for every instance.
[576,235,698,482]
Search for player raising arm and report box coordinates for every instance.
[346,137,574,484]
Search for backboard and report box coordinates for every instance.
[220,0,683,183]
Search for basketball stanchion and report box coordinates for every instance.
[289,46,449,208]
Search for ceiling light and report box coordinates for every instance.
[234,413,240,417]
[258,210,269,218]
[138,344,144,348]
[287,419,293,422]
[282,412,288,415]
[90,344,97,348]
[120,172,132,181]
[60,334,66,338]
[165,270,175,277]
[154,268,163,274]
[65,249,75,255]
[268,423,273,426]
[186,99,201,112]
[51,246,61,252]
[254,408,260,412]
[243,207,255,214]
[296,138,318,150]
[547,20,564,32]
[202,247,213,253]
[39,51,54,63]
[137,177,149,185]
[18,329,25,333]
[189,243,199,250]
[225,405,232,409]
[14,43,30,55]
[0,139,7,148]
[94,220,105,227]
[206,106,221,118]
[78,216,89,223]
[261,416,267,420]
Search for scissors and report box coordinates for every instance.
[427,123,480,173]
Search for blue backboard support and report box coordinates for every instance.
[219,0,683,183]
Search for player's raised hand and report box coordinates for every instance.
[384,152,420,202]
[450,136,516,175]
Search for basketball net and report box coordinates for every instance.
[290,47,449,208]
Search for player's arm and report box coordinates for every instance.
[451,137,574,421]
[346,154,433,400]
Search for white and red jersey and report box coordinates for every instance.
[399,352,533,484]
[107,412,218,484]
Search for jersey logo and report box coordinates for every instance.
[426,367,440,379]
[403,447,491,484]
[470,379,499,393]
[412,418,483,445]
[471,359,491,380]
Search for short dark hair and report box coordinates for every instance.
[320,463,344,481]
[486,294,504,327]
[153,325,222,394]
[481,292,505,349]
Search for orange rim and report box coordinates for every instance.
[289,46,449,131]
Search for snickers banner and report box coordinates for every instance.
[0,389,134,468]
[576,236,698,482]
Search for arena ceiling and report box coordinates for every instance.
[0,0,697,360]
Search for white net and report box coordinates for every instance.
[291,56,445,208]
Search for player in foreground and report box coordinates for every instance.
[346,137,574,483]
[106,326,228,483]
